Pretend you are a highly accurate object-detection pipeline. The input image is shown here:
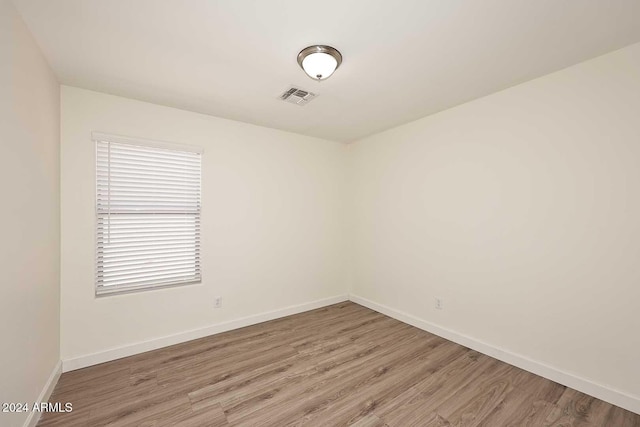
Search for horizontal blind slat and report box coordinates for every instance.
[96,151,201,165]
[98,211,200,216]
[101,149,200,161]
[97,275,201,291]
[97,217,200,223]
[97,180,201,190]
[98,243,200,252]
[99,249,199,260]
[98,248,200,256]
[98,269,201,284]
[98,143,201,158]
[98,251,200,260]
[97,172,201,184]
[99,203,200,209]
[97,235,200,244]
[97,166,201,179]
[97,228,199,236]
[98,263,200,277]
[99,254,199,267]
[97,160,202,175]
[97,189,201,197]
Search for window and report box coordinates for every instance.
[94,132,202,295]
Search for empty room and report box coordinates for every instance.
[2,0,640,426]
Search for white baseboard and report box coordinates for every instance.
[62,294,348,372]
[349,294,640,415]
[23,360,62,427]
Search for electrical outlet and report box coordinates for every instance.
[435,297,444,310]
[214,296,222,308]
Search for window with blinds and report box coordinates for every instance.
[95,133,202,295]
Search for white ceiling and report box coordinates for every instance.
[12,0,640,142]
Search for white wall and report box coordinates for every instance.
[350,43,640,411]
[0,1,61,426]
[60,86,348,365]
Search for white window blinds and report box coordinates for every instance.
[95,133,202,295]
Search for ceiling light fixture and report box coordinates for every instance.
[297,45,342,81]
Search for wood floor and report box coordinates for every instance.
[39,302,639,426]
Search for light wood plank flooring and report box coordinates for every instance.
[39,302,639,426]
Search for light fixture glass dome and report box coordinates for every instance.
[297,45,342,81]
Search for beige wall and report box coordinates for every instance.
[0,0,61,426]
[60,86,349,363]
[350,43,640,408]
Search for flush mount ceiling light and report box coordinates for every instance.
[297,45,342,81]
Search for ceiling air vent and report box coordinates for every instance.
[279,86,317,106]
